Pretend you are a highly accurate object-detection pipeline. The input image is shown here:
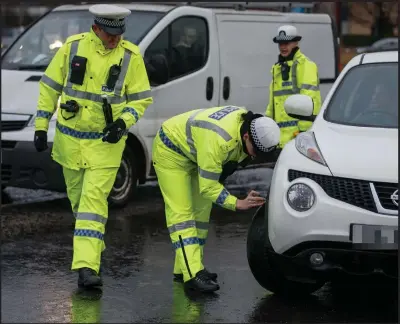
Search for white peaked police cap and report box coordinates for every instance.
[89,4,131,35]
[250,117,280,152]
[273,25,302,43]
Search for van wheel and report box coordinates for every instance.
[247,205,324,296]
[108,145,138,208]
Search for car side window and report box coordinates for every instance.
[144,16,209,86]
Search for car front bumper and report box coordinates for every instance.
[267,141,398,257]
[1,140,66,192]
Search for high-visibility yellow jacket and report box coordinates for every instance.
[35,29,153,169]
[160,106,249,211]
[266,49,321,147]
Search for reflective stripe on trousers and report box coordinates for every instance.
[152,145,213,282]
[63,167,118,273]
[168,220,209,234]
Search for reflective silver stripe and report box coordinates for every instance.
[126,90,152,102]
[191,120,232,141]
[198,167,220,180]
[63,87,126,104]
[291,60,299,93]
[66,41,79,88]
[273,89,293,96]
[274,60,309,97]
[114,50,132,97]
[41,74,63,93]
[168,220,209,234]
[76,212,107,225]
[301,84,319,91]
[186,109,232,160]
[186,109,205,158]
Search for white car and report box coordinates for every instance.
[247,50,398,295]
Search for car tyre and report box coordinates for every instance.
[247,204,325,297]
[108,145,138,208]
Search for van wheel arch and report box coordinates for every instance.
[108,133,147,208]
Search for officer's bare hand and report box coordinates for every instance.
[236,190,266,210]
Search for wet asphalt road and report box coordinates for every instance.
[1,168,398,323]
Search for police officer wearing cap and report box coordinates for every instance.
[33,4,153,288]
[152,106,280,293]
[266,25,322,152]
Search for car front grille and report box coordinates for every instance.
[1,164,12,182]
[373,182,398,211]
[2,120,28,132]
[1,140,17,149]
[288,170,377,213]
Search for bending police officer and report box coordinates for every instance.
[152,106,280,293]
[266,25,322,153]
[33,4,153,288]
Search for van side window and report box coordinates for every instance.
[145,16,209,86]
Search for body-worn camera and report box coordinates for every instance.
[280,62,290,81]
[106,58,123,90]
[70,56,88,85]
[60,100,80,120]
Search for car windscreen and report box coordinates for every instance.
[1,9,165,71]
[324,62,398,129]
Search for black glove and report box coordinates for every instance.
[102,119,126,144]
[34,130,48,152]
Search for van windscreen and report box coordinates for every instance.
[1,9,164,71]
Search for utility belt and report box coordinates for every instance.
[60,54,123,125]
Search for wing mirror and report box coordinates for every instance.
[284,94,316,122]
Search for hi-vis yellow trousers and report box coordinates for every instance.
[153,134,212,283]
[63,167,118,274]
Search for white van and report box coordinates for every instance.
[1,2,339,207]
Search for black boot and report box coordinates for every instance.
[184,269,220,293]
[204,268,218,282]
[174,268,218,283]
[78,267,103,288]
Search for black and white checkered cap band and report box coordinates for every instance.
[94,17,125,28]
[275,34,296,42]
[250,120,276,153]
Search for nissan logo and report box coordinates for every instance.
[390,189,398,207]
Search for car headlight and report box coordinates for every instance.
[27,115,36,127]
[287,183,315,212]
[295,131,327,166]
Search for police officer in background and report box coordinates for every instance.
[33,4,153,288]
[266,25,322,152]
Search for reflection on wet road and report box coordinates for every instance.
[1,168,398,323]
